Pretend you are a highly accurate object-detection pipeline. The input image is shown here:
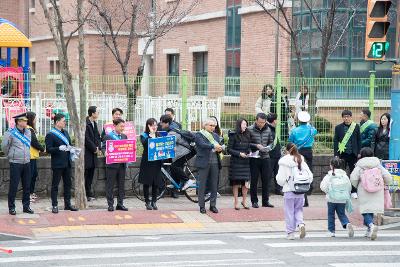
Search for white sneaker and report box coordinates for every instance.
[182,179,195,191]
[217,192,221,198]
[370,224,378,241]
[351,193,358,199]
[328,231,335,237]
[364,228,371,238]
[347,223,354,238]
[299,224,306,239]
[287,233,295,240]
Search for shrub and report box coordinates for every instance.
[314,116,332,134]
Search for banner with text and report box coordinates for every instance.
[148,136,176,161]
[106,139,136,164]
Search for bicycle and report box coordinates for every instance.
[132,161,211,203]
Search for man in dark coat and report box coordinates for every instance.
[85,106,101,201]
[266,113,282,195]
[102,118,128,212]
[334,109,361,199]
[45,113,78,214]
[359,108,378,149]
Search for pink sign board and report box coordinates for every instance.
[3,100,26,129]
[106,139,137,164]
[103,121,136,140]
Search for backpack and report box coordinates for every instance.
[171,128,195,143]
[287,166,312,194]
[328,174,350,202]
[361,167,384,193]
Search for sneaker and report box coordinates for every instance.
[286,233,295,240]
[30,195,36,202]
[351,193,358,199]
[327,231,335,237]
[31,193,38,199]
[347,223,354,238]
[182,179,195,191]
[217,192,221,198]
[205,193,211,199]
[370,224,378,241]
[364,228,371,238]
[299,224,306,239]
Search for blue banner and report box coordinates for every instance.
[382,160,400,193]
[148,136,176,161]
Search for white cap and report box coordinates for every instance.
[298,111,311,123]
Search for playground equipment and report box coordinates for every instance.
[0,18,31,128]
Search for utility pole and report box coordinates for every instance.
[389,2,400,160]
[274,1,280,76]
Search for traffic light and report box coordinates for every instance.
[365,0,392,61]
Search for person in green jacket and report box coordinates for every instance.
[359,109,378,149]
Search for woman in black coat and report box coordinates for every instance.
[138,118,163,210]
[228,118,251,210]
[374,113,390,160]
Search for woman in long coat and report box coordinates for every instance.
[228,118,251,210]
[139,118,163,210]
[374,113,390,160]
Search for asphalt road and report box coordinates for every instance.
[0,230,400,267]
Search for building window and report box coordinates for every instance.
[31,61,36,74]
[167,54,179,94]
[193,52,208,96]
[49,59,60,75]
[225,0,241,96]
[31,0,36,8]
[55,82,64,98]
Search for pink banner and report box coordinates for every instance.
[103,121,136,140]
[106,139,136,164]
[3,100,26,129]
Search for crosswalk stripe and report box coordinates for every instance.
[266,241,400,248]
[0,249,253,263]
[239,232,400,239]
[330,263,399,267]
[57,258,285,267]
[11,240,225,252]
[296,250,400,257]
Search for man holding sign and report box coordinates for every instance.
[102,119,130,212]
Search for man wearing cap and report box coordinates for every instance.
[1,113,34,215]
[288,111,318,207]
[45,113,78,214]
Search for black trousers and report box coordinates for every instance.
[106,165,126,207]
[84,167,96,198]
[8,163,31,210]
[299,148,314,200]
[143,184,159,203]
[198,163,219,209]
[170,157,189,184]
[51,167,72,207]
[339,153,358,193]
[250,158,271,205]
[29,159,38,194]
[269,157,282,193]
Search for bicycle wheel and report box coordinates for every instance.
[132,172,168,202]
[184,167,211,203]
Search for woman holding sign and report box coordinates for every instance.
[139,118,163,210]
[195,118,223,214]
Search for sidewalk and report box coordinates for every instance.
[0,195,366,239]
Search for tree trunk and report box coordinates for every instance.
[292,35,304,78]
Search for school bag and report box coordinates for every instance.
[287,166,312,194]
[328,174,350,202]
[171,128,195,144]
[361,167,384,193]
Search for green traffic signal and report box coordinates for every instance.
[368,41,390,58]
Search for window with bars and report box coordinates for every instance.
[193,52,208,96]
[167,54,179,94]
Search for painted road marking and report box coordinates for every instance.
[330,264,398,267]
[115,215,123,220]
[11,240,225,252]
[296,250,400,257]
[239,232,400,239]
[17,219,36,225]
[0,249,253,263]
[68,217,75,222]
[266,241,400,248]
[57,258,285,267]
[78,217,86,221]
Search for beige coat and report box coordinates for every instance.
[350,157,392,214]
[255,96,272,114]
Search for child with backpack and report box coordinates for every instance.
[320,157,354,238]
[276,143,313,240]
[350,147,392,240]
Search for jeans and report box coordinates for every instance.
[327,202,349,232]
[362,213,374,227]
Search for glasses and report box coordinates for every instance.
[208,124,217,127]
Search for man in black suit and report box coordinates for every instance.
[85,106,101,201]
[333,110,361,198]
[45,113,78,214]
[102,118,128,211]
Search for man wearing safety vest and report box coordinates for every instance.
[1,113,33,215]
[359,108,378,149]
[333,110,361,199]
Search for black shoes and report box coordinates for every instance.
[65,206,79,211]
[252,202,259,208]
[23,207,34,214]
[145,202,153,210]
[52,206,59,214]
[108,206,114,212]
[116,205,128,211]
[151,202,158,210]
[9,209,16,215]
[200,207,206,214]
[262,202,274,208]
[210,206,219,213]
[171,191,179,199]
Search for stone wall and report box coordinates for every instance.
[0,155,332,198]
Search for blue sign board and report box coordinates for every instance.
[148,135,176,161]
[382,160,400,192]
